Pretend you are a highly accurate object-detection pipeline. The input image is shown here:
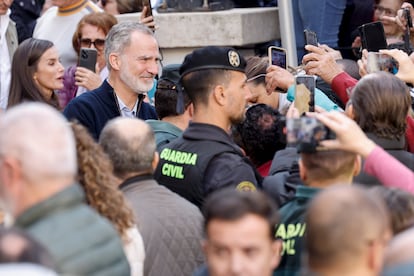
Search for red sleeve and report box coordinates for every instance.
[406,116,414,154]
[364,146,414,194]
[330,72,358,105]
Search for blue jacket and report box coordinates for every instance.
[64,80,157,140]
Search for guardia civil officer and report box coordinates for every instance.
[154,46,262,209]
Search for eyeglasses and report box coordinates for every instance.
[80,38,105,50]
[246,74,266,83]
[374,4,397,17]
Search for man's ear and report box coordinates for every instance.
[152,152,159,171]
[346,103,355,119]
[353,155,362,177]
[271,239,283,270]
[299,158,307,182]
[212,85,226,106]
[108,53,121,71]
[186,103,194,118]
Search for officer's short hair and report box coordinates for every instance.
[179,46,247,106]
[203,189,279,240]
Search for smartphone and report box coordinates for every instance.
[366,52,398,74]
[142,0,152,17]
[304,29,318,47]
[295,75,315,115]
[286,117,335,152]
[78,48,97,72]
[358,22,387,52]
[268,46,287,69]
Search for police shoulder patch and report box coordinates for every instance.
[236,181,256,192]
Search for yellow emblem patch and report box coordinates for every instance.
[236,181,256,192]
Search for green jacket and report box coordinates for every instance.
[15,184,130,276]
[274,186,320,276]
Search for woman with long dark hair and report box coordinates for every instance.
[8,38,64,109]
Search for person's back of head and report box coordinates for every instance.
[350,72,411,140]
[0,227,55,269]
[99,117,156,179]
[371,186,414,235]
[0,103,77,216]
[155,64,191,120]
[232,103,286,168]
[202,189,282,276]
[305,184,390,276]
[299,150,359,187]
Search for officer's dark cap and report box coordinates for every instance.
[159,64,181,84]
[179,46,246,77]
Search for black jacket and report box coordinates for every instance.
[355,133,414,186]
[262,147,304,207]
[64,80,157,140]
[154,122,261,209]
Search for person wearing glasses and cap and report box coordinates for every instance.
[153,46,262,210]
[58,12,117,108]
[33,0,102,69]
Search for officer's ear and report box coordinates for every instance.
[212,84,226,106]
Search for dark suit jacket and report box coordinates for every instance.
[64,80,157,140]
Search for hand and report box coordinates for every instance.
[319,44,343,60]
[140,7,156,30]
[312,111,376,158]
[382,3,414,32]
[357,49,368,77]
[302,45,344,85]
[75,66,102,91]
[265,65,294,94]
[286,102,300,119]
[380,48,414,85]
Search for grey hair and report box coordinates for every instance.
[104,21,154,70]
[0,103,77,183]
[99,117,156,179]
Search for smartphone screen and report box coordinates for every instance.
[295,75,315,114]
[79,48,97,72]
[358,22,387,52]
[286,117,335,152]
[304,29,318,47]
[268,46,287,69]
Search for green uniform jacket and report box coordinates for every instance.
[274,186,320,276]
[15,184,131,276]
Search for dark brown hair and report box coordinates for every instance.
[8,38,60,109]
[351,72,410,140]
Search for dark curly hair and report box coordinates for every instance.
[232,104,286,167]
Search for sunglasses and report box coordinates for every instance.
[80,38,105,50]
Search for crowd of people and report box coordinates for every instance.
[0,0,414,275]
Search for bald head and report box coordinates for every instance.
[306,185,390,273]
[99,118,156,179]
[0,103,77,183]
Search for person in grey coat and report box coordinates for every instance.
[100,117,205,276]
